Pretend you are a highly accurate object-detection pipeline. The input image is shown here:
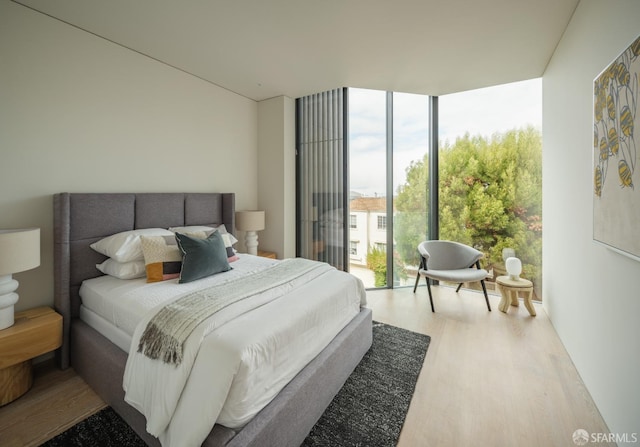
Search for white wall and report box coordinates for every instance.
[257,96,296,259]
[543,0,640,436]
[0,1,258,311]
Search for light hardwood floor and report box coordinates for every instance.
[0,361,105,446]
[369,286,610,447]
[0,286,610,447]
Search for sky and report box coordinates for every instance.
[349,78,542,197]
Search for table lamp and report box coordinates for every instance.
[0,228,40,330]
[235,211,265,256]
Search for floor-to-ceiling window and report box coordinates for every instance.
[300,80,541,294]
[392,93,429,287]
[348,89,429,289]
[348,89,387,287]
[439,79,543,297]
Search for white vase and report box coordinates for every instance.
[505,257,522,280]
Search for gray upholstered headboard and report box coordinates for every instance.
[53,192,235,368]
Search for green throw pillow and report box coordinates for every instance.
[175,231,231,283]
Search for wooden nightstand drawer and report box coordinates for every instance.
[0,307,62,405]
[0,307,62,370]
[257,250,277,259]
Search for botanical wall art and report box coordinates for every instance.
[593,34,640,261]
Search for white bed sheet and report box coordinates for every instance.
[79,306,131,352]
[79,255,367,447]
[79,254,280,339]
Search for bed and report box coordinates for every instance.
[53,192,372,447]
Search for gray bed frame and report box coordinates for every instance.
[53,192,372,447]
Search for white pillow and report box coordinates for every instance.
[217,224,239,245]
[169,225,214,233]
[168,224,238,245]
[96,259,146,280]
[90,228,174,262]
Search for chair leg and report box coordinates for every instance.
[455,283,463,292]
[480,279,491,311]
[413,273,420,293]
[426,280,435,312]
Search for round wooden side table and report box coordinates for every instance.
[496,276,536,316]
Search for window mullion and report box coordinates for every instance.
[428,96,439,242]
[386,91,394,288]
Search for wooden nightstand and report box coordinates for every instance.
[257,250,277,259]
[0,307,62,406]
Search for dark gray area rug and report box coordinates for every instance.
[301,321,430,447]
[42,322,430,447]
[42,406,146,447]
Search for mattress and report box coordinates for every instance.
[79,254,280,342]
[79,254,366,446]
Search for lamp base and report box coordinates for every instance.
[0,274,19,330]
[0,305,16,330]
[244,231,259,256]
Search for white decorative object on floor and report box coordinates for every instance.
[0,228,40,330]
[235,211,265,256]
[505,256,522,280]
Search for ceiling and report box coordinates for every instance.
[14,0,579,101]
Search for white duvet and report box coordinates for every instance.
[80,255,365,447]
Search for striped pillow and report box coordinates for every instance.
[141,232,207,282]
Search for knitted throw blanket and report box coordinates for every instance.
[137,258,327,366]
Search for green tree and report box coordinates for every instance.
[367,246,409,287]
[366,246,387,287]
[395,158,429,267]
[395,126,542,287]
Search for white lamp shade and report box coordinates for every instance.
[505,256,522,280]
[0,228,40,275]
[235,211,265,232]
